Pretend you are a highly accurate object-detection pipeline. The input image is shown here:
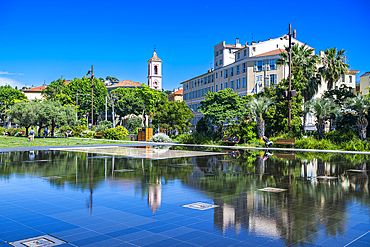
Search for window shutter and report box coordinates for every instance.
[262,60,265,71]
[266,60,270,70]
[254,61,257,71]
[266,76,270,87]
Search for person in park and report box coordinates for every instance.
[44,127,49,138]
[263,136,273,148]
[29,128,35,142]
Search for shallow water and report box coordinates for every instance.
[0,147,369,246]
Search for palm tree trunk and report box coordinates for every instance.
[316,120,325,140]
[357,117,368,141]
[257,118,264,138]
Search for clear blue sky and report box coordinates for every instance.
[1,0,369,90]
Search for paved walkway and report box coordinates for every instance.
[1,140,370,155]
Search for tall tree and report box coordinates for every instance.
[345,95,370,141]
[41,79,66,101]
[306,98,341,140]
[153,101,193,134]
[105,76,119,83]
[10,101,38,135]
[319,47,349,90]
[199,88,245,134]
[0,85,27,127]
[246,96,274,138]
[277,43,322,131]
[113,88,145,117]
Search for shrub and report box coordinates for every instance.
[97,120,113,133]
[341,139,366,151]
[0,127,5,135]
[127,117,143,132]
[325,128,357,144]
[104,126,128,140]
[149,133,172,142]
[72,125,89,137]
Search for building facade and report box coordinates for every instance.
[168,87,183,102]
[359,71,370,95]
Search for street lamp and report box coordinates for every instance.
[281,23,296,127]
[86,65,94,128]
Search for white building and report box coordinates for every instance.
[148,49,162,91]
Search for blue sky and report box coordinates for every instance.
[1,0,369,90]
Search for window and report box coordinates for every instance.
[254,60,265,71]
[220,59,223,65]
[194,81,196,88]
[211,75,214,82]
[215,73,218,79]
[256,75,263,87]
[236,65,240,75]
[215,51,218,56]
[276,44,279,48]
[220,49,223,54]
[244,50,246,56]
[211,86,214,92]
[225,82,228,88]
[237,52,240,59]
[230,67,234,77]
[242,63,246,73]
[229,49,232,53]
[154,65,158,75]
[230,80,234,89]
[220,71,223,77]
[216,85,218,92]
[349,76,352,83]
[236,78,240,89]
[201,79,203,86]
[307,113,313,124]
[242,77,246,87]
[252,47,256,52]
[270,59,277,70]
[342,75,345,82]
[270,74,277,86]
[215,61,218,66]
[220,83,223,90]
[224,69,228,78]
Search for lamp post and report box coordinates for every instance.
[86,65,94,128]
[281,24,296,127]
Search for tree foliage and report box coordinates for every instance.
[113,88,145,117]
[0,85,27,125]
[246,96,274,138]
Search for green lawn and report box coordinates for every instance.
[0,136,134,148]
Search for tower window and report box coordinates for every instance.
[154,65,158,75]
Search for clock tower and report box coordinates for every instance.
[148,49,162,91]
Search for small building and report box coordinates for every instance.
[168,87,183,102]
[359,71,370,95]
[22,83,47,100]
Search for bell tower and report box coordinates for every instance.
[148,49,162,91]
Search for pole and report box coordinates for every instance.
[76,91,78,121]
[288,24,292,127]
[91,65,94,128]
[105,96,107,121]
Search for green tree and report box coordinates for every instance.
[10,101,38,135]
[246,96,274,138]
[113,88,145,117]
[319,47,349,90]
[0,85,27,127]
[136,85,167,125]
[153,101,193,134]
[62,77,107,121]
[199,88,245,135]
[105,76,119,83]
[306,98,341,140]
[344,95,370,140]
[277,44,322,131]
[41,79,66,101]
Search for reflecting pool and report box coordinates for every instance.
[0,146,369,247]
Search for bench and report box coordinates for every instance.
[94,133,104,138]
[221,136,240,145]
[274,138,296,148]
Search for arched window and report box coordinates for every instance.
[154,65,158,75]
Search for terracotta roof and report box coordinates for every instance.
[22,85,46,92]
[254,49,286,57]
[106,80,142,88]
[148,50,162,62]
[170,89,183,95]
[64,80,71,85]
[348,70,359,74]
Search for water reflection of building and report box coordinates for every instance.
[148,178,162,214]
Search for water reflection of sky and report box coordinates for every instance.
[0,148,369,246]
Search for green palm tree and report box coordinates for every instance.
[306,98,341,140]
[246,96,274,138]
[277,44,322,131]
[345,95,370,140]
[319,47,349,90]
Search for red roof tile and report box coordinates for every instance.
[254,49,286,57]
[170,89,183,95]
[106,80,142,88]
[22,86,46,92]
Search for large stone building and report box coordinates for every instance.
[181,36,359,129]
